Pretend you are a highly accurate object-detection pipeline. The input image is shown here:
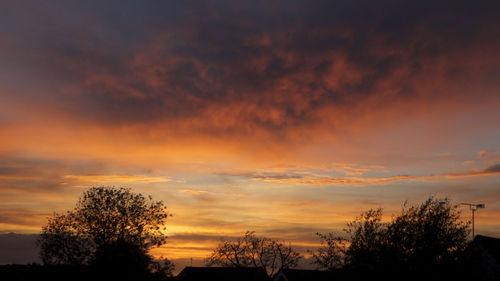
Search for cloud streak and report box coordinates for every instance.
[62,174,171,184]
[220,164,500,185]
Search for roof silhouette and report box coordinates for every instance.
[469,235,500,279]
[474,235,500,260]
[176,267,270,281]
[273,269,333,281]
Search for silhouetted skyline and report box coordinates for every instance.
[0,0,499,265]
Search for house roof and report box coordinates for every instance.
[474,235,500,262]
[176,266,270,281]
[273,269,333,281]
[466,235,500,280]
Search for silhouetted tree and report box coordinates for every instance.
[207,231,301,276]
[37,186,172,279]
[207,232,249,267]
[310,197,470,279]
[310,233,348,270]
[149,257,175,279]
[344,208,389,273]
[90,239,153,280]
[384,198,469,277]
[38,213,94,265]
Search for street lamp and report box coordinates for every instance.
[461,203,485,239]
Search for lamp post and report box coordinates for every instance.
[461,203,485,239]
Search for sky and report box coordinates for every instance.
[0,0,499,269]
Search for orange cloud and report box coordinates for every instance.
[218,164,500,186]
[62,174,171,183]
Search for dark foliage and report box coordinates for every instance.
[36,186,173,280]
[311,197,470,280]
[384,198,469,277]
[90,239,153,280]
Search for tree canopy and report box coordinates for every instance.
[37,186,172,278]
[311,197,470,279]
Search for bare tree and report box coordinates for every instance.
[206,233,251,267]
[206,231,301,276]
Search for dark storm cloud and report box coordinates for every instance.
[1,0,499,133]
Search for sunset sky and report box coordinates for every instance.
[0,0,499,268]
